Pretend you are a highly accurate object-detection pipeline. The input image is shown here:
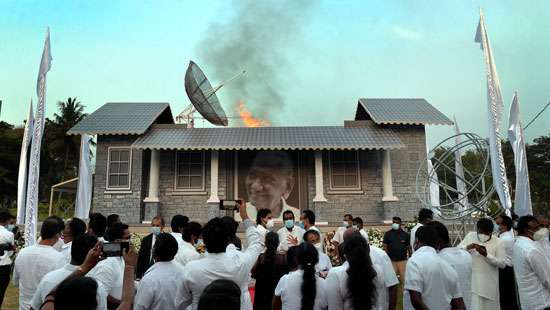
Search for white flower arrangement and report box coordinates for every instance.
[366,228,385,248]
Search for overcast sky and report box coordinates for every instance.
[1,0,549,147]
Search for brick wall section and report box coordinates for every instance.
[156,150,228,223]
[92,135,144,223]
[384,125,427,221]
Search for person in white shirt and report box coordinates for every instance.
[13,217,64,310]
[134,233,186,310]
[180,200,263,310]
[256,208,274,242]
[273,242,328,310]
[332,214,353,245]
[405,225,465,310]
[174,221,203,266]
[301,210,324,252]
[31,235,107,310]
[410,208,433,253]
[534,224,550,255]
[325,233,385,310]
[458,218,506,310]
[352,217,369,242]
[88,222,130,309]
[0,211,15,308]
[59,217,87,266]
[495,214,520,309]
[304,230,332,278]
[277,210,305,252]
[512,215,550,310]
[429,221,473,309]
[169,214,188,250]
[87,213,107,242]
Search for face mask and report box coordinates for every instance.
[342,221,349,227]
[477,233,491,243]
[7,225,15,232]
[151,227,161,236]
[493,222,500,233]
[313,242,323,252]
[297,222,305,229]
[513,222,518,230]
[284,220,294,229]
[265,219,275,229]
[533,228,549,241]
[392,223,400,230]
[352,225,358,230]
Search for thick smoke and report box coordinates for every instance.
[195,0,314,124]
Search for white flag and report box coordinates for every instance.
[453,116,469,211]
[508,92,532,216]
[475,9,513,213]
[16,101,34,225]
[24,28,52,246]
[75,134,93,219]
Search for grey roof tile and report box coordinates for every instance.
[132,123,405,151]
[356,98,453,125]
[67,102,173,135]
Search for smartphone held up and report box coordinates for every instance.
[219,200,243,211]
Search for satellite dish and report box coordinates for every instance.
[184,61,245,127]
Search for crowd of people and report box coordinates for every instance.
[0,203,548,309]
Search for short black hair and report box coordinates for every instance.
[71,235,98,265]
[197,279,241,310]
[392,217,402,223]
[511,212,519,221]
[418,208,434,222]
[516,215,538,235]
[107,214,120,228]
[152,216,165,226]
[105,223,129,242]
[256,208,271,225]
[303,229,320,242]
[153,233,178,262]
[221,216,241,249]
[49,215,65,233]
[55,277,98,310]
[282,210,295,220]
[67,218,87,239]
[415,225,438,248]
[0,210,12,223]
[426,221,449,246]
[497,215,513,231]
[41,217,62,239]
[183,222,202,242]
[302,210,316,225]
[476,218,494,234]
[344,214,353,221]
[171,215,189,233]
[353,217,363,225]
[88,213,107,237]
[286,246,299,270]
[203,218,230,254]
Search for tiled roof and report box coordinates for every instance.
[131,123,405,151]
[67,102,173,135]
[356,98,453,125]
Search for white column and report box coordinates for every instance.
[313,151,327,202]
[207,150,220,203]
[144,149,160,203]
[382,149,398,201]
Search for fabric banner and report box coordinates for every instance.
[426,141,441,216]
[475,9,513,213]
[507,92,532,216]
[75,134,93,219]
[24,28,52,246]
[453,116,469,211]
[16,101,34,225]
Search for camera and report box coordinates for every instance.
[219,200,243,211]
[102,241,130,257]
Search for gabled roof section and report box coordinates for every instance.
[355,98,453,126]
[67,102,173,135]
[132,123,405,151]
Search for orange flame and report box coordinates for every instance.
[237,101,270,127]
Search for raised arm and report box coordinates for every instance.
[239,199,264,269]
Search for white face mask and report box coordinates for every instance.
[342,221,349,227]
[534,228,549,241]
[477,233,491,243]
[265,219,275,229]
[313,242,323,252]
[391,223,400,230]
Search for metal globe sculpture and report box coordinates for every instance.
[416,132,502,220]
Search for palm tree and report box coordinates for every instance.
[52,97,87,180]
